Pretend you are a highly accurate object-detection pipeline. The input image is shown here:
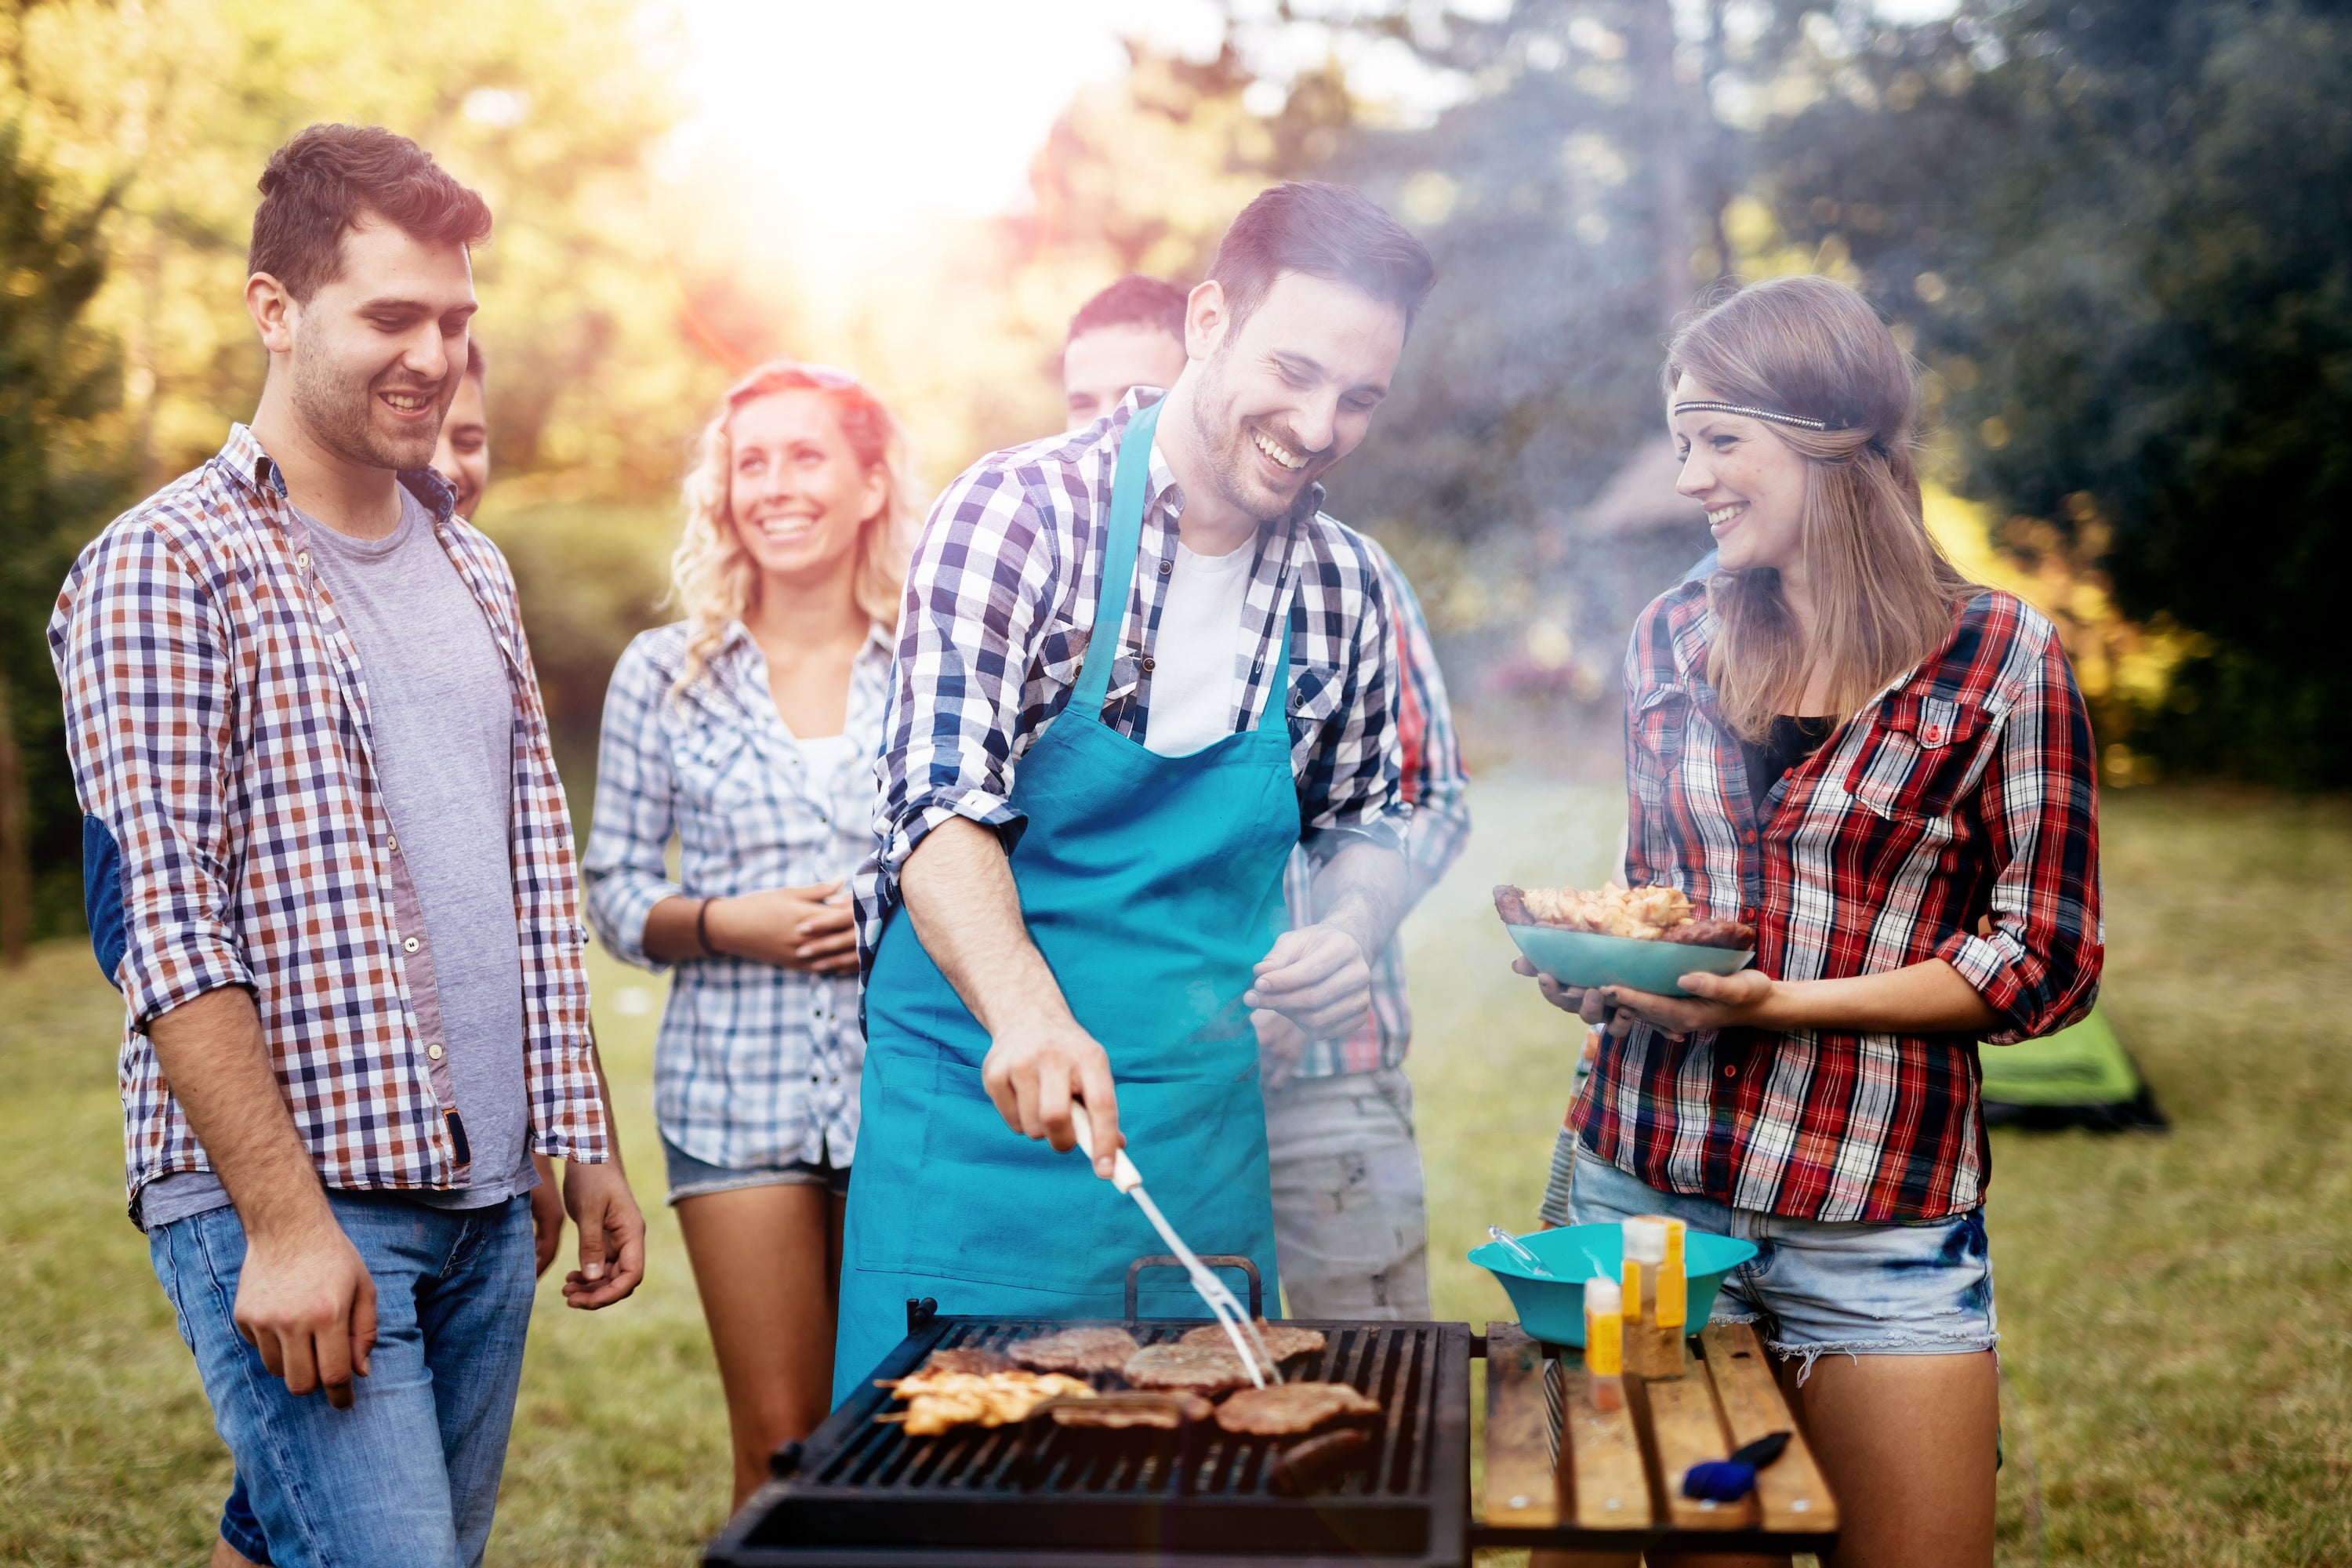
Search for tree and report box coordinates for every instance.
[1762,0,2352,783]
[0,120,117,961]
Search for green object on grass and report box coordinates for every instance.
[1982,1004,2140,1105]
[1980,1003,2169,1131]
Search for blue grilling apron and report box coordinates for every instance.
[834,400,1297,1404]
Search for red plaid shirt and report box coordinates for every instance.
[49,425,609,1217]
[1575,583,2102,1221]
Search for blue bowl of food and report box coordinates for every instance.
[1468,1222,1758,1347]
[1496,884,1753,1000]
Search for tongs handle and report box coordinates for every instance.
[1070,1103,1142,1193]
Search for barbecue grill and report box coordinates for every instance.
[707,1263,1470,1568]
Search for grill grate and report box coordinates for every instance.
[707,1316,1469,1568]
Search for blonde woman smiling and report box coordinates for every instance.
[584,361,919,1507]
[1526,277,2100,1567]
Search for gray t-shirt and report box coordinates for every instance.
[138,486,535,1229]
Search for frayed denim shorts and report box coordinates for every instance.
[1568,1148,1996,1376]
[662,1134,850,1206]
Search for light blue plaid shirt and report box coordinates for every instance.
[583,619,891,1171]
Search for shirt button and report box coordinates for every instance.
[426,1042,445,1062]
[1141,655,1156,672]
[402,936,421,953]
[1742,829,1757,844]
[295,550,310,569]
[1722,1064,1738,1079]
[1159,560,1172,575]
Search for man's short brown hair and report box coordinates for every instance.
[249,124,492,302]
[1207,181,1436,336]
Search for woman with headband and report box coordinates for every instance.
[1523,275,2100,1566]
[583,361,920,1508]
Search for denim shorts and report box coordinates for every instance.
[662,1134,851,1205]
[1569,1148,1996,1375]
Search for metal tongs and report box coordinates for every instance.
[1071,1104,1279,1388]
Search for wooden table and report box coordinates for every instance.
[1468,1320,1839,1559]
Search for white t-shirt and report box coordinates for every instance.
[1143,539,1255,757]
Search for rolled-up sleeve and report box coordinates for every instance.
[1936,629,2103,1044]
[49,524,251,1029]
[873,465,1058,898]
[581,635,681,969]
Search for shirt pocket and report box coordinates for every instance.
[1282,657,1350,742]
[1842,694,1993,823]
[1032,612,1090,691]
[1628,684,1694,800]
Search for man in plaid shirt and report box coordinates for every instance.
[49,126,641,1568]
[1053,274,1472,1319]
[837,185,1433,1392]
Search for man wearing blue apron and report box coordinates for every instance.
[837,184,1439,1400]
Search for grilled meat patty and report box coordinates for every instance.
[1176,1319,1327,1363]
[1008,1326,1142,1375]
[1122,1341,1256,1395]
[1049,1392,1215,1429]
[1214,1381,1381,1436]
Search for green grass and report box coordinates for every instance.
[3,779,2347,1564]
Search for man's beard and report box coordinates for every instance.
[1185,353,1316,526]
[289,338,448,473]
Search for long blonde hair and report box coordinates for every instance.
[669,361,923,694]
[1664,275,1976,741]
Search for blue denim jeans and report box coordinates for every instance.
[149,1192,534,1568]
[1568,1148,1997,1377]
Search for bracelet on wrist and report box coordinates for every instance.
[695,896,718,959]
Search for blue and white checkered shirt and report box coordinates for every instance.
[853,387,1406,975]
[583,619,891,1171]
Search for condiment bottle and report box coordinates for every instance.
[1621,1214,1689,1378]
[1584,1276,1624,1411]
[1622,1216,1669,1323]
[1656,1218,1688,1332]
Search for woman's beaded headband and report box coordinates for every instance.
[1671,399,1833,432]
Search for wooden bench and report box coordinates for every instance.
[1471,1319,1838,1559]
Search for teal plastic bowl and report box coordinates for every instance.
[1504,921,1751,1000]
[1468,1222,1759,1347]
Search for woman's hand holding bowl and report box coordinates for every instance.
[1512,957,1782,1041]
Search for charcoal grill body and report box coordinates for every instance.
[706,1316,1470,1568]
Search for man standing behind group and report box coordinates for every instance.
[50,125,643,1568]
[836,183,1436,1398]
[1057,274,1468,1319]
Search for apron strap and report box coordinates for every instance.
[1069,399,1163,716]
[1257,597,1300,735]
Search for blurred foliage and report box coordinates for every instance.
[1,0,706,497]
[475,498,675,757]
[0,118,122,953]
[1757,0,2352,786]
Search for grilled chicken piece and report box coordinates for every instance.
[1214,1381,1381,1436]
[1008,1326,1141,1375]
[917,1347,1016,1377]
[1176,1318,1326,1363]
[884,1371,1094,1436]
[1122,1341,1256,1396]
[1048,1392,1214,1429]
[1494,884,1537,926]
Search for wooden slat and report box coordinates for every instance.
[1641,1359,1758,1530]
[1699,1323,1840,1532]
[1556,1361,1653,1529]
[1482,1322,1560,1528]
